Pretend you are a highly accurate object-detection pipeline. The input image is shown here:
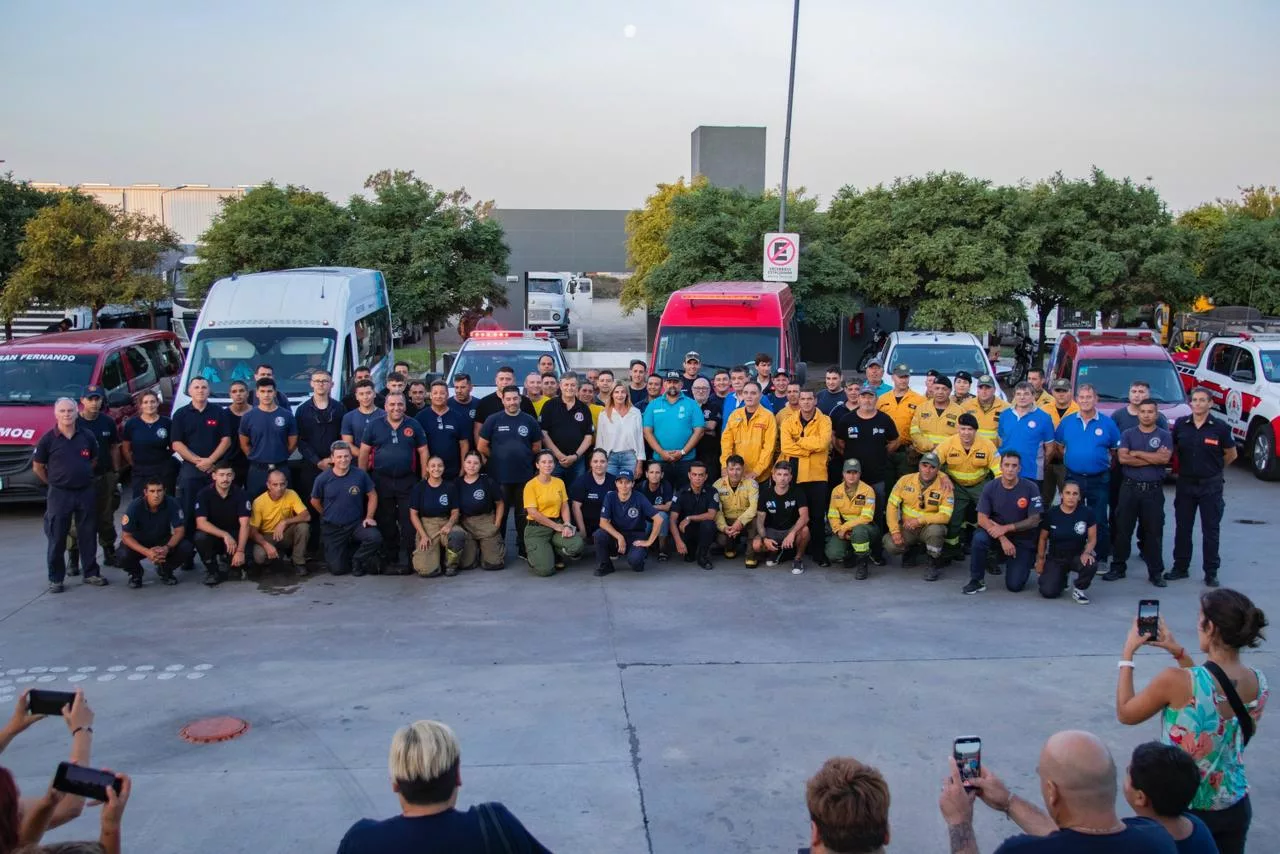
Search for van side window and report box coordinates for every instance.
[144,340,176,378]
[341,334,355,395]
[1207,343,1235,376]
[100,351,127,394]
[354,310,391,369]
[125,345,157,391]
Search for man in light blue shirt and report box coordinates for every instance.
[643,371,706,491]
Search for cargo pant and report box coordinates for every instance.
[251,522,311,568]
[523,522,584,577]
[411,517,466,577]
[460,514,506,570]
[882,523,947,559]
[825,523,880,563]
[946,481,986,556]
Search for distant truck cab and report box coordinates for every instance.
[525,272,574,343]
[651,282,806,383]
[0,329,185,502]
[174,267,392,412]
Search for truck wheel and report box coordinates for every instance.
[1248,421,1280,481]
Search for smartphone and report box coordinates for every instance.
[1138,599,1160,639]
[27,689,77,716]
[954,736,982,787]
[52,762,122,801]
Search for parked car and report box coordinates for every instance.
[876,331,1005,399]
[443,330,570,400]
[0,329,185,502]
[1048,329,1190,423]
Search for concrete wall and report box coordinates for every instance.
[691,126,767,194]
[491,209,631,275]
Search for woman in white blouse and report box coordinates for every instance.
[595,383,645,480]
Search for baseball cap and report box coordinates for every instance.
[663,370,682,380]
[843,459,862,473]
[614,469,635,482]
[684,351,701,363]
[976,374,995,387]
[955,371,973,382]
[857,384,877,396]
[933,375,952,389]
[864,357,884,369]
[1051,379,1072,392]
[891,363,911,377]
[920,451,941,467]
[81,384,104,399]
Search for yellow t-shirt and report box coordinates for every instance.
[250,489,307,535]
[532,396,551,416]
[523,476,568,520]
[588,402,603,429]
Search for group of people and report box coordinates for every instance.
[33,349,1239,598]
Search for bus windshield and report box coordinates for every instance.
[654,326,779,374]
[188,328,337,398]
[0,354,98,405]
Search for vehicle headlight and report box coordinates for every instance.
[552,313,561,321]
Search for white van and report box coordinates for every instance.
[173,267,392,411]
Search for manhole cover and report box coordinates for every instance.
[180,716,250,744]
[1234,519,1268,526]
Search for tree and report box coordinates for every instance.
[830,172,1022,333]
[343,170,509,367]
[621,177,702,314]
[189,182,350,297]
[1,196,178,329]
[0,175,64,339]
[1199,213,1280,314]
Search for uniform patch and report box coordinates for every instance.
[120,514,129,525]
[1073,521,1087,535]
[438,494,449,506]
[574,412,585,422]
[627,507,640,519]
[156,428,167,439]
[1148,436,1161,449]
[1028,420,1037,428]
[1094,427,1103,436]
[1017,497,1029,508]
[517,425,529,437]
[472,488,486,501]
[403,427,414,437]
[348,485,361,495]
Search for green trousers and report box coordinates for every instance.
[825,524,879,561]
[524,523,585,577]
[946,481,986,553]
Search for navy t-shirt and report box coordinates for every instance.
[362,417,426,475]
[1174,814,1218,854]
[34,427,98,490]
[311,468,374,526]
[448,395,479,424]
[978,477,1045,544]
[479,411,541,485]
[122,416,173,474]
[994,817,1176,854]
[1112,407,1169,433]
[457,474,500,516]
[170,403,232,474]
[419,406,471,477]
[223,406,248,466]
[193,484,251,533]
[637,478,673,510]
[341,407,385,447]
[336,804,551,854]
[600,490,658,537]
[1041,503,1096,557]
[569,471,616,533]
[1120,426,1173,482]
[239,406,297,463]
[75,413,118,474]
[410,479,459,519]
[121,496,184,546]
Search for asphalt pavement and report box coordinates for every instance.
[1,466,1277,853]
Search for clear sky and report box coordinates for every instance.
[2,0,1276,212]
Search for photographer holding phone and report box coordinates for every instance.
[0,690,95,838]
[1116,589,1269,854]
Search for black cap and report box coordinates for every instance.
[933,375,952,389]
[955,371,973,382]
[663,370,682,380]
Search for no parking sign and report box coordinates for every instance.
[763,232,799,283]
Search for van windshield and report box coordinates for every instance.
[1076,359,1186,403]
[527,278,564,295]
[655,327,778,373]
[188,328,337,398]
[887,344,990,377]
[0,354,98,405]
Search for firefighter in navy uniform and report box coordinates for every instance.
[32,397,108,592]
[1167,386,1237,587]
[170,377,233,571]
[358,392,428,574]
[67,385,121,572]
[115,477,195,588]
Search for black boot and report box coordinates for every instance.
[902,546,920,568]
[67,550,81,576]
[924,554,945,582]
[854,556,869,580]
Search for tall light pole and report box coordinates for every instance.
[778,0,800,232]
[158,184,189,228]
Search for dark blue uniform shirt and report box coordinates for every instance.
[601,490,658,537]
[978,477,1044,545]
[1120,426,1173,482]
[75,413,118,474]
[362,416,426,475]
[121,496,184,546]
[170,403,232,475]
[33,427,98,490]
[311,468,374,526]
[569,471,616,532]
[121,416,172,474]
[294,398,346,465]
[1172,414,1235,479]
[409,479,459,519]
[341,407,384,448]
[479,411,542,485]
[457,474,500,516]
[448,396,479,424]
[239,406,297,464]
[1041,504,1096,556]
[637,478,674,509]
[419,406,471,477]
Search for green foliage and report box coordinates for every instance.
[830,172,1023,333]
[1,196,178,327]
[0,175,64,335]
[188,182,351,297]
[622,177,702,314]
[1200,213,1280,314]
[342,170,509,365]
[628,183,856,328]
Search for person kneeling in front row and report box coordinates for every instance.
[310,441,383,576]
[593,469,662,575]
[116,477,194,588]
[522,450,585,576]
[456,450,506,570]
[670,460,720,570]
[409,457,466,578]
[825,459,879,579]
[1035,479,1099,603]
[249,469,311,577]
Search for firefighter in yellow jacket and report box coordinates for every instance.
[960,374,1008,443]
[780,389,832,566]
[713,454,760,565]
[937,413,1001,566]
[826,459,878,578]
[884,451,955,579]
[878,364,926,485]
[720,381,777,484]
[910,377,966,453]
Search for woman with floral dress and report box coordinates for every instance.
[1116,588,1269,854]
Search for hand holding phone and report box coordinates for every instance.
[27,689,77,717]
[953,736,982,788]
[52,761,122,802]
[1138,599,1160,639]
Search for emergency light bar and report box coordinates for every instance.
[469,330,550,340]
[681,293,762,307]
[1239,332,1280,342]
[1076,329,1154,342]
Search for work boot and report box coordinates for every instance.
[203,567,221,586]
[48,582,65,594]
[83,575,108,587]
[1102,564,1126,581]
[924,554,945,582]
[1164,567,1190,581]
[1149,575,1168,588]
[594,561,615,577]
[1204,573,1220,588]
[869,552,887,567]
[854,557,869,580]
[842,553,857,570]
[159,570,178,586]
[127,574,143,589]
